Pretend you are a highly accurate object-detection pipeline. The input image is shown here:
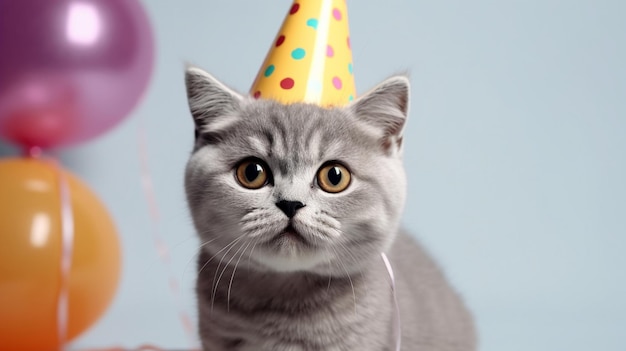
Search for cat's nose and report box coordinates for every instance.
[276,200,305,218]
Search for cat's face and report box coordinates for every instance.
[184,67,409,275]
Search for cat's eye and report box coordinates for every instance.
[236,159,270,189]
[317,163,351,193]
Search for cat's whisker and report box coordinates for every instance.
[240,220,268,231]
[319,210,341,224]
[211,239,248,312]
[170,234,200,252]
[208,241,241,312]
[331,246,357,316]
[297,220,335,244]
[198,234,243,277]
[240,208,265,220]
[240,209,279,228]
[227,240,252,312]
[182,248,202,287]
[318,226,341,240]
[183,233,227,281]
[311,215,341,240]
[241,216,273,226]
[198,234,227,249]
[210,237,245,306]
[312,233,333,290]
[196,227,227,238]
[242,226,270,238]
[316,219,339,231]
[324,248,333,292]
[311,229,320,248]
[336,241,366,282]
[241,218,285,239]
[247,237,261,269]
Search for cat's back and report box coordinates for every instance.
[389,230,477,350]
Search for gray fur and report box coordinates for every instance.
[184,66,476,351]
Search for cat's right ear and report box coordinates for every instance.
[185,65,243,143]
[349,76,410,154]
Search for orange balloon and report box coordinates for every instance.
[0,157,121,351]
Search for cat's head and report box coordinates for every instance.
[184,66,409,275]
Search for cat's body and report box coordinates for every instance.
[184,67,476,351]
[196,230,474,351]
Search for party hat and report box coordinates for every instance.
[250,0,355,107]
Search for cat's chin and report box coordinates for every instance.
[253,248,330,273]
[243,223,330,272]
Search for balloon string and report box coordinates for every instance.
[43,146,190,351]
[79,127,201,351]
[381,252,402,351]
[53,158,75,351]
[137,126,200,351]
[46,153,148,351]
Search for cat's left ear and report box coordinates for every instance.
[349,76,410,153]
[185,65,243,143]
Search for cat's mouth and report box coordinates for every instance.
[271,224,309,246]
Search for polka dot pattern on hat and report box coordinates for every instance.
[276,35,285,47]
[291,48,306,60]
[264,65,275,77]
[306,18,318,29]
[290,3,300,15]
[280,78,295,90]
[332,76,342,90]
[250,0,356,106]
[333,8,342,20]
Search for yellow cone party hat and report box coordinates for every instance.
[250,0,355,107]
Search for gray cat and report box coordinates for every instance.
[184,66,476,351]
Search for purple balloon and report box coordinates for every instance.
[0,0,154,149]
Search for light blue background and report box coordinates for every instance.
[2,0,624,350]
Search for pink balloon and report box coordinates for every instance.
[0,0,154,149]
